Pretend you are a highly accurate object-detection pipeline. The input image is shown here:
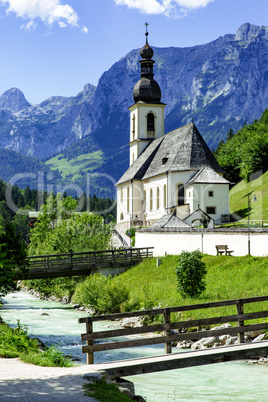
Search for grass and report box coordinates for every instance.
[45,151,104,179]
[113,254,268,323]
[83,380,133,402]
[229,170,268,222]
[0,320,73,367]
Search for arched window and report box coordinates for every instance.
[177,184,185,206]
[157,187,160,209]
[150,188,153,211]
[163,184,167,208]
[132,113,136,140]
[120,212,124,220]
[120,187,123,202]
[143,190,146,212]
[147,113,155,137]
[127,187,130,213]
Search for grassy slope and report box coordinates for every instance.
[229,171,268,221]
[45,151,104,180]
[114,254,268,320]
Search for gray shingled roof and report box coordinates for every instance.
[116,123,223,185]
[185,166,230,185]
[149,214,190,229]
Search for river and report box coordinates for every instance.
[1,291,268,401]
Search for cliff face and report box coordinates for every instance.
[1,23,268,187]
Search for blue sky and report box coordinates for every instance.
[0,0,267,104]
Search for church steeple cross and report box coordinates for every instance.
[145,22,149,43]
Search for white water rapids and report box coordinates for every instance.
[1,291,268,401]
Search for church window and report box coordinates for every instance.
[177,184,185,206]
[150,188,153,211]
[120,187,123,202]
[144,190,146,212]
[147,113,155,137]
[208,191,214,197]
[157,187,160,209]
[127,187,130,213]
[206,206,216,215]
[132,114,136,140]
[120,213,124,220]
[132,153,135,164]
[163,184,167,208]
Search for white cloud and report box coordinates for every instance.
[21,20,36,31]
[114,0,165,14]
[0,0,79,28]
[113,0,214,15]
[82,26,88,34]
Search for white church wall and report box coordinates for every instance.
[136,230,268,257]
[191,183,230,224]
[169,171,196,210]
[134,104,165,140]
[143,174,167,222]
[132,180,144,220]
[116,183,131,223]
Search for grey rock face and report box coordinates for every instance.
[0,88,31,112]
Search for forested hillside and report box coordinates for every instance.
[0,178,116,243]
[215,108,268,184]
[0,148,62,188]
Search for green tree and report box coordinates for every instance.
[176,250,207,298]
[0,223,27,298]
[28,194,111,256]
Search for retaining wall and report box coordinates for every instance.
[135,228,268,257]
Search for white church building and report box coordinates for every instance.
[116,30,230,234]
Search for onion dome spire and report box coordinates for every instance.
[133,23,161,103]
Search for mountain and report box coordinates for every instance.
[1,23,268,196]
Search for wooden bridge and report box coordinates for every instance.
[15,247,153,280]
[79,295,268,378]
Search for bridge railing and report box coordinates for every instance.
[25,247,154,274]
[79,295,268,364]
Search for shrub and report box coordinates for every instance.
[72,273,129,314]
[176,250,207,298]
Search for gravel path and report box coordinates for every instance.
[0,358,98,401]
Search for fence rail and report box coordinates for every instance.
[79,295,268,364]
[16,247,154,279]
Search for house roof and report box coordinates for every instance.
[116,122,223,185]
[149,214,191,229]
[185,166,230,186]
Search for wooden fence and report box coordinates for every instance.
[79,295,268,364]
[17,247,154,279]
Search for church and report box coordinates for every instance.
[116,29,230,233]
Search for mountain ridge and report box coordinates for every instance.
[1,23,268,195]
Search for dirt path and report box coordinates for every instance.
[0,358,98,401]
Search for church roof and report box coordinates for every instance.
[117,122,223,185]
[149,214,190,229]
[185,166,230,185]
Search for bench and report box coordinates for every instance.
[216,245,234,256]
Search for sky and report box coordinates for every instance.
[0,0,268,104]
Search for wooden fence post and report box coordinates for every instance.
[237,300,245,343]
[164,308,172,354]
[86,317,94,364]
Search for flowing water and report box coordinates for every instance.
[1,291,268,401]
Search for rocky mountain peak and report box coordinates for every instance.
[0,88,31,112]
[235,22,268,42]
[82,83,96,101]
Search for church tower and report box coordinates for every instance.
[129,24,166,166]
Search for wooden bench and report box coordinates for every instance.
[216,245,234,256]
